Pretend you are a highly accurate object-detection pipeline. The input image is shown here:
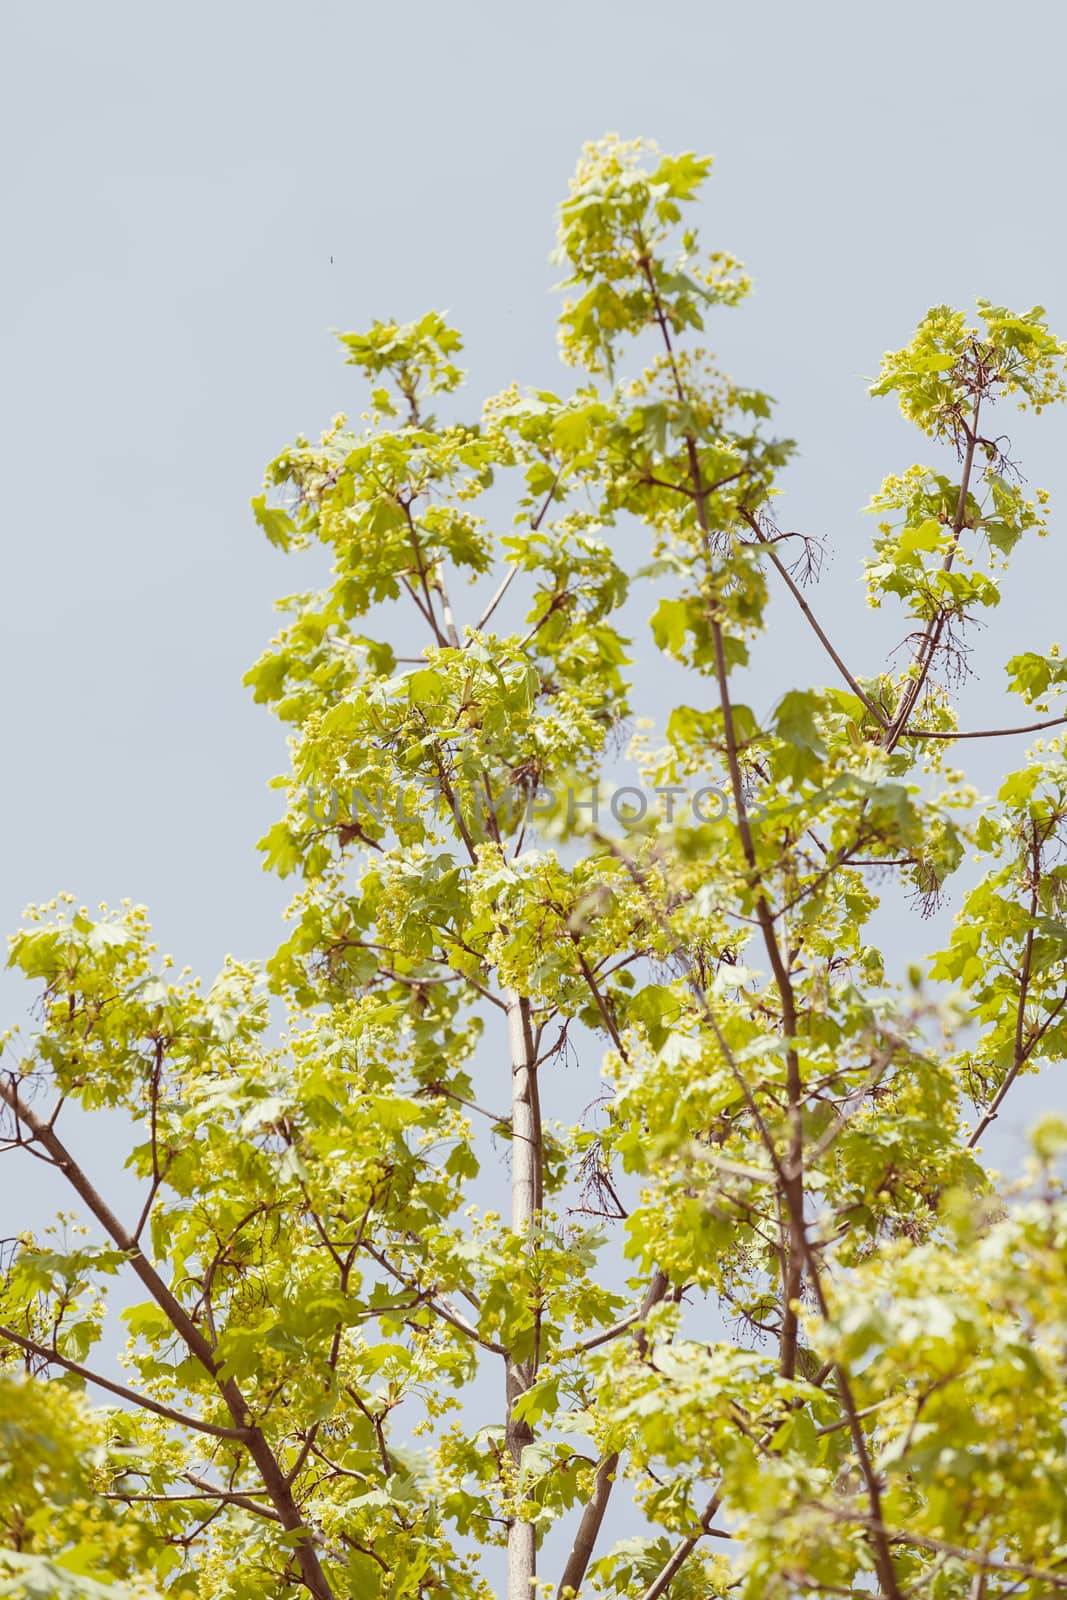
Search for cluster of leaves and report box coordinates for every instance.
[2,136,1067,1600]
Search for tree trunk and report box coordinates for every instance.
[505,992,541,1599]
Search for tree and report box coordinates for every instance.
[2,135,1067,1600]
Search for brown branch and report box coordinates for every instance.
[347,1386,396,1480]
[633,249,808,1382]
[797,1241,903,1600]
[906,713,1067,741]
[0,1076,337,1600]
[883,400,981,752]
[617,248,896,1588]
[565,929,630,1062]
[556,1456,618,1598]
[812,1505,1067,1589]
[565,1268,669,1360]
[360,1240,506,1355]
[188,1469,279,1509]
[0,1322,245,1441]
[638,1490,728,1600]
[105,1489,277,1519]
[740,509,886,724]
[517,588,573,652]
[968,829,1043,1150]
[400,502,449,647]
[555,1270,670,1598]
[805,1040,901,1165]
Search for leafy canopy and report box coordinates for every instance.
[2,136,1067,1600]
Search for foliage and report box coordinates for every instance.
[2,136,1066,1600]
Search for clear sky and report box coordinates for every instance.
[3,0,1065,1192]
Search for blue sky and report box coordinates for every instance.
[2,0,1064,1224]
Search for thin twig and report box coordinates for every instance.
[906,714,1067,741]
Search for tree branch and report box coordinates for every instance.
[967,828,1044,1150]
[0,1075,338,1600]
[360,1240,506,1355]
[906,713,1067,741]
[0,1322,245,1441]
[555,1270,669,1598]
[883,400,981,752]
[740,509,886,724]
[812,1505,1067,1590]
